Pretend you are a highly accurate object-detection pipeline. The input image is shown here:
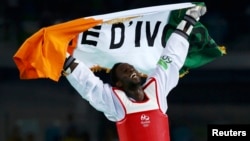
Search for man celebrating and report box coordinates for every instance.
[62,5,207,141]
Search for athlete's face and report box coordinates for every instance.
[115,63,141,88]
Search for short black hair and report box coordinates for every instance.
[109,63,122,87]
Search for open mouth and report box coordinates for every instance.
[130,72,137,78]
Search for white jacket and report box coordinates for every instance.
[66,33,189,122]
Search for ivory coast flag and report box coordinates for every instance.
[13,2,226,82]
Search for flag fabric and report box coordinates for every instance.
[164,6,226,77]
[13,18,103,81]
[13,2,225,82]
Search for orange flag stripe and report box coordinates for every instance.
[13,18,103,81]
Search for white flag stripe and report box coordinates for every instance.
[87,3,195,21]
[73,3,195,74]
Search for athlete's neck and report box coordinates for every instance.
[125,86,145,101]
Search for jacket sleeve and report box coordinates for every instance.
[149,33,189,112]
[65,62,125,121]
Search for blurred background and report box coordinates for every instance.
[0,0,250,141]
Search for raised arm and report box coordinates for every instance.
[62,54,125,121]
[149,6,207,111]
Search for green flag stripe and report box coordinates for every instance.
[165,2,225,77]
